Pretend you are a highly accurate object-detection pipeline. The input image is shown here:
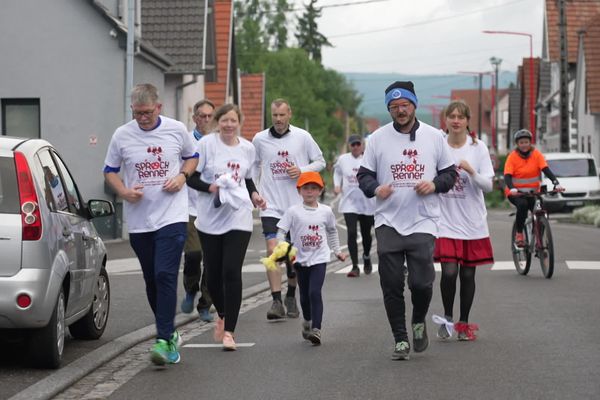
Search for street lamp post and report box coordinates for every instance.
[483,30,535,143]
[458,71,494,139]
[489,57,502,153]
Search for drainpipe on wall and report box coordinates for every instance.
[125,0,135,123]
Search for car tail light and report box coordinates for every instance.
[14,152,42,240]
[17,293,32,308]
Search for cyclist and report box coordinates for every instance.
[503,129,563,247]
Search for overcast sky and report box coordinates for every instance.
[290,0,544,75]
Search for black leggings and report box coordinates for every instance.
[343,213,374,266]
[440,262,476,323]
[508,196,535,232]
[197,230,251,333]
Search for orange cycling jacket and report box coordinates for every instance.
[503,148,548,196]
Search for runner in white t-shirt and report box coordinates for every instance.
[104,84,198,366]
[252,98,326,321]
[433,100,495,342]
[357,81,457,361]
[180,99,215,322]
[186,104,266,351]
[276,171,346,345]
[333,134,375,277]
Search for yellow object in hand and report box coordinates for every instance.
[260,241,297,271]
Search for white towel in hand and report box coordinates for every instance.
[214,173,251,210]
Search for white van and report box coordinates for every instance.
[542,152,600,212]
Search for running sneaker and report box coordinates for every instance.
[301,320,311,340]
[150,339,180,365]
[171,330,183,349]
[346,267,360,277]
[306,328,321,345]
[222,331,236,351]
[455,322,479,341]
[198,307,214,322]
[284,296,299,318]
[363,256,372,275]
[412,322,429,353]
[213,317,225,342]
[391,341,410,360]
[267,299,286,320]
[437,323,451,340]
[180,292,196,314]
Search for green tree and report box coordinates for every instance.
[295,0,332,64]
[234,0,269,72]
[265,0,290,51]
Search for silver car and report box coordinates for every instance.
[0,136,114,368]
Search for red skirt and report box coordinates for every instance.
[434,237,494,267]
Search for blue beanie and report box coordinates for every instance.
[384,81,418,108]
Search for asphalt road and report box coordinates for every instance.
[2,206,600,400]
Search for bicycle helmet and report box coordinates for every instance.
[513,129,533,142]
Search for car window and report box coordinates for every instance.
[52,152,82,214]
[546,159,596,178]
[37,149,69,212]
[0,156,19,213]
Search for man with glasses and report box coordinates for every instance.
[104,83,198,366]
[333,134,375,277]
[357,81,457,361]
[180,99,215,322]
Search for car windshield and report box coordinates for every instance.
[546,159,597,178]
[0,156,20,214]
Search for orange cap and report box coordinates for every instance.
[296,171,324,188]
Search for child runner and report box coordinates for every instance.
[276,171,346,345]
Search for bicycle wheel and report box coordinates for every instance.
[537,216,554,279]
[511,220,531,275]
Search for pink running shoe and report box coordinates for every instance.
[455,322,479,341]
[213,317,225,342]
[222,331,236,351]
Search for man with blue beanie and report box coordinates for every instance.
[357,81,458,360]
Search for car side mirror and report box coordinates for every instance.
[87,199,115,218]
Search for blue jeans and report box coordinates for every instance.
[130,222,187,341]
[295,263,327,329]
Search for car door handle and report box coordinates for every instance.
[62,228,73,238]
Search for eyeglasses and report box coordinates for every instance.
[350,142,362,147]
[132,107,157,118]
[388,102,413,112]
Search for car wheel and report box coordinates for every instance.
[29,289,65,369]
[69,267,110,340]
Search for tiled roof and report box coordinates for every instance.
[582,14,600,114]
[141,1,205,74]
[545,0,600,63]
[240,73,265,140]
[205,0,233,107]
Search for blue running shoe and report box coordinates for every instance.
[180,292,196,314]
[166,340,181,364]
[198,308,214,322]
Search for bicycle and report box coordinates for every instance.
[510,187,560,279]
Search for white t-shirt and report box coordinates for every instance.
[277,203,337,267]
[252,126,325,219]
[438,136,495,239]
[104,116,197,233]
[361,121,455,236]
[193,133,256,234]
[187,130,202,217]
[333,152,375,215]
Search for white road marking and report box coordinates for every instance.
[334,264,442,273]
[491,261,517,270]
[566,261,600,270]
[184,343,255,348]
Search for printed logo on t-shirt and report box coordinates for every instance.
[269,150,295,180]
[134,146,171,186]
[346,167,359,185]
[389,148,426,187]
[300,224,323,249]
[442,171,468,199]
[214,159,243,185]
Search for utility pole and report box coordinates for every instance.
[490,57,502,153]
[558,0,570,152]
